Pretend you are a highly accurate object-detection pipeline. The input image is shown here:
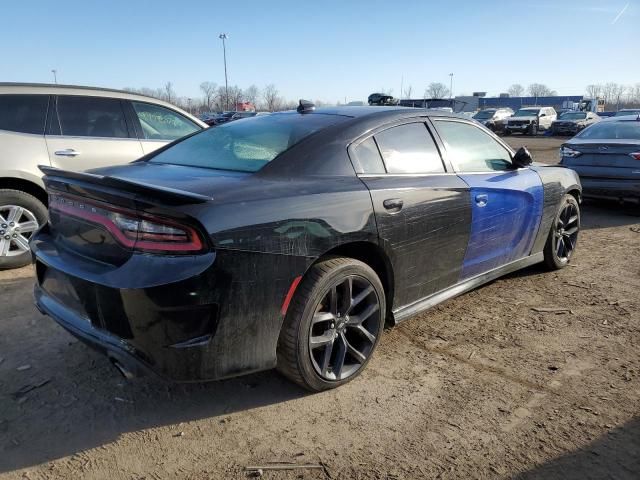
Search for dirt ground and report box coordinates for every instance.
[1,136,639,479]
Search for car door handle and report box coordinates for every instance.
[383,198,404,212]
[54,149,81,157]
[475,194,489,207]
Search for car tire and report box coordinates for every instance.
[529,123,538,136]
[503,130,511,136]
[543,194,580,270]
[277,256,386,392]
[0,189,47,270]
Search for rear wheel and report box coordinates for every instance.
[543,194,580,270]
[0,190,47,270]
[277,257,385,391]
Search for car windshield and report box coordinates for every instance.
[149,113,349,172]
[559,112,587,120]
[514,109,539,117]
[473,111,495,120]
[576,121,640,140]
[614,110,640,117]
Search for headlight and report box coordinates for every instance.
[560,146,581,158]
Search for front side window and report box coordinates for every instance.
[434,120,512,172]
[131,101,200,141]
[374,123,444,174]
[57,96,129,138]
[149,112,349,172]
[0,94,48,134]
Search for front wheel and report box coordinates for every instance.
[543,194,580,270]
[0,189,47,270]
[277,257,385,391]
[528,123,539,136]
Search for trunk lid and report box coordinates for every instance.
[562,140,640,176]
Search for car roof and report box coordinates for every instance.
[270,105,470,121]
[0,82,207,127]
[599,114,640,123]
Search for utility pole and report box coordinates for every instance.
[449,73,453,100]
[219,33,229,111]
[51,69,57,84]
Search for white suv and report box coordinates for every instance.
[0,83,206,269]
[505,106,557,135]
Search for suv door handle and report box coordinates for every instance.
[54,149,81,157]
[475,194,489,207]
[383,198,403,212]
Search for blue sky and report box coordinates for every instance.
[2,0,638,103]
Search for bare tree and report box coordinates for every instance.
[262,84,281,112]
[601,82,617,106]
[227,85,243,109]
[507,84,524,97]
[200,81,217,110]
[425,82,450,99]
[611,83,627,110]
[163,82,175,103]
[585,84,602,100]
[527,83,554,97]
[403,85,413,99]
[244,85,260,109]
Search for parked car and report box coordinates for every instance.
[551,111,600,136]
[472,108,513,133]
[614,109,640,117]
[505,106,557,135]
[230,111,257,121]
[0,83,206,269]
[31,105,581,391]
[559,115,640,204]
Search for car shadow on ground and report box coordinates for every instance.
[580,201,639,231]
[0,272,309,473]
[514,417,640,480]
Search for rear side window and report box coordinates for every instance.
[374,122,444,174]
[56,96,129,138]
[0,94,48,134]
[434,120,512,172]
[131,101,200,141]
[353,137,386,174]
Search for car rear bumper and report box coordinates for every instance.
[579,177,640,203]
[31,227,309,382]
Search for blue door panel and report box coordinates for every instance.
[459,170,543,279]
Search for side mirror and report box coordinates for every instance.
[512,146,533,168]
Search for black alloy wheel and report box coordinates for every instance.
[544,194,580,270]
[277,257,385,391]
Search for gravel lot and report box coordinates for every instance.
[1,136,639,479]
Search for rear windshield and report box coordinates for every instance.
[614,110,640,117]
[577,121,640,140]
[149,113,349,172]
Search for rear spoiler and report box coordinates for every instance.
[38,166,212,205]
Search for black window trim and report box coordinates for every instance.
[47,94,137,140]
[128,99,202,142]
[429,117,520,174]
[348,117,453,176]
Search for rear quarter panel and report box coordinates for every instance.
[0,130,50,188]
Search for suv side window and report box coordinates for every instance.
[433,120,512,172]
[131,102,200,141]
[0,94,48,135]
[57,96,130,138]
[374,122,444,174]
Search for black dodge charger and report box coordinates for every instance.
[31,104,581,391]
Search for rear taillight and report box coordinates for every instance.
[629,152,640,160]
[560,146,582,159]
[49,193,204,253]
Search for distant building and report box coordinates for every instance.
[479,95,584,112]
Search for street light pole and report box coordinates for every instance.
[449,73,453,100]
[51,69,57,84]
[219,33,229,111]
